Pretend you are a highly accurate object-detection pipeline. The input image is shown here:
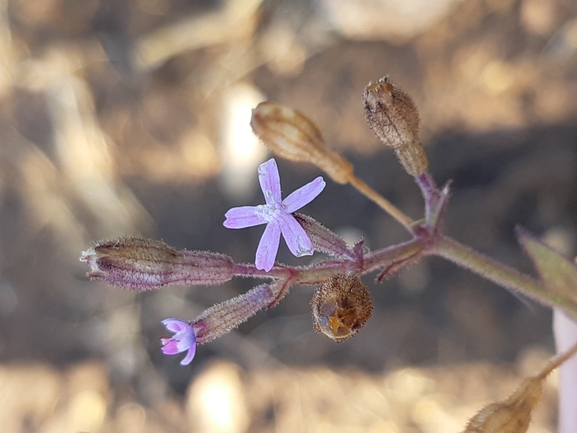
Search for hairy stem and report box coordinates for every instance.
[415,172,438,222]
[295,237,427,285]
[433,235,577,315]
[363,237,427,274]
[230,237,427,286]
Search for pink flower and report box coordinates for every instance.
[160,318,196,365]
[224,158,326,271]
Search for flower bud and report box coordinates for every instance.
[363,76,428,176]
[251,102,354,184]
[80,236,234,290]
[192,284,275,344]
[311,274,373,341]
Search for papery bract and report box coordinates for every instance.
[224,158,325,271]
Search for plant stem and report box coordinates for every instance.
[415,172,438,222]
[363,237,426,274]
[292,237,425,285]
[433,235,577,315]
[347,173,414,232]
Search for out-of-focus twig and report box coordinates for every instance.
[2,42,152,239]
[42,48,152,235]
[134,0,265,71]
[0,0,15,96]
[0,128,84,248]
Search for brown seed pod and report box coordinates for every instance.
[363,76,428,176]
[461,376,543,433]
[251,102,354,184]
[461,341,577,433]
[311,274,373,341]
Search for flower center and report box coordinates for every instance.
[255,203,282,223]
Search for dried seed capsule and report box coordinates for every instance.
[251,102,354,184]
[363,76,428,176]
[461,340,577,433]
[461,375,543,433]
[311,274,373,341]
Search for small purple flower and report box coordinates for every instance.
[160,318,196,365]
[224,158,326,272]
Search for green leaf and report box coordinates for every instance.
[517,227,577,304]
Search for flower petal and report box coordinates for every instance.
[224,159,325,267]
[255,222,281,271]
[258,159,282,206]
[224,206,266,228]
[161,339,180,355]
[280,214,314,257]
[180,344,196,365]
[283,177,326,213]
[160,318,197,365]
[162,318,188,333]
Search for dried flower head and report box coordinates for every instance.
[363,76,428,176]
[251,102,353,184]
[311,274,373,341]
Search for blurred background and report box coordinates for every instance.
[0,0,576,431]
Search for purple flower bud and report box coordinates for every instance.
[80,237,234,290]
[161,318,197,365]
[192,284,276,345]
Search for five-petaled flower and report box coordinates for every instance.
[160,318,196,365]
[224,158,326,272]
